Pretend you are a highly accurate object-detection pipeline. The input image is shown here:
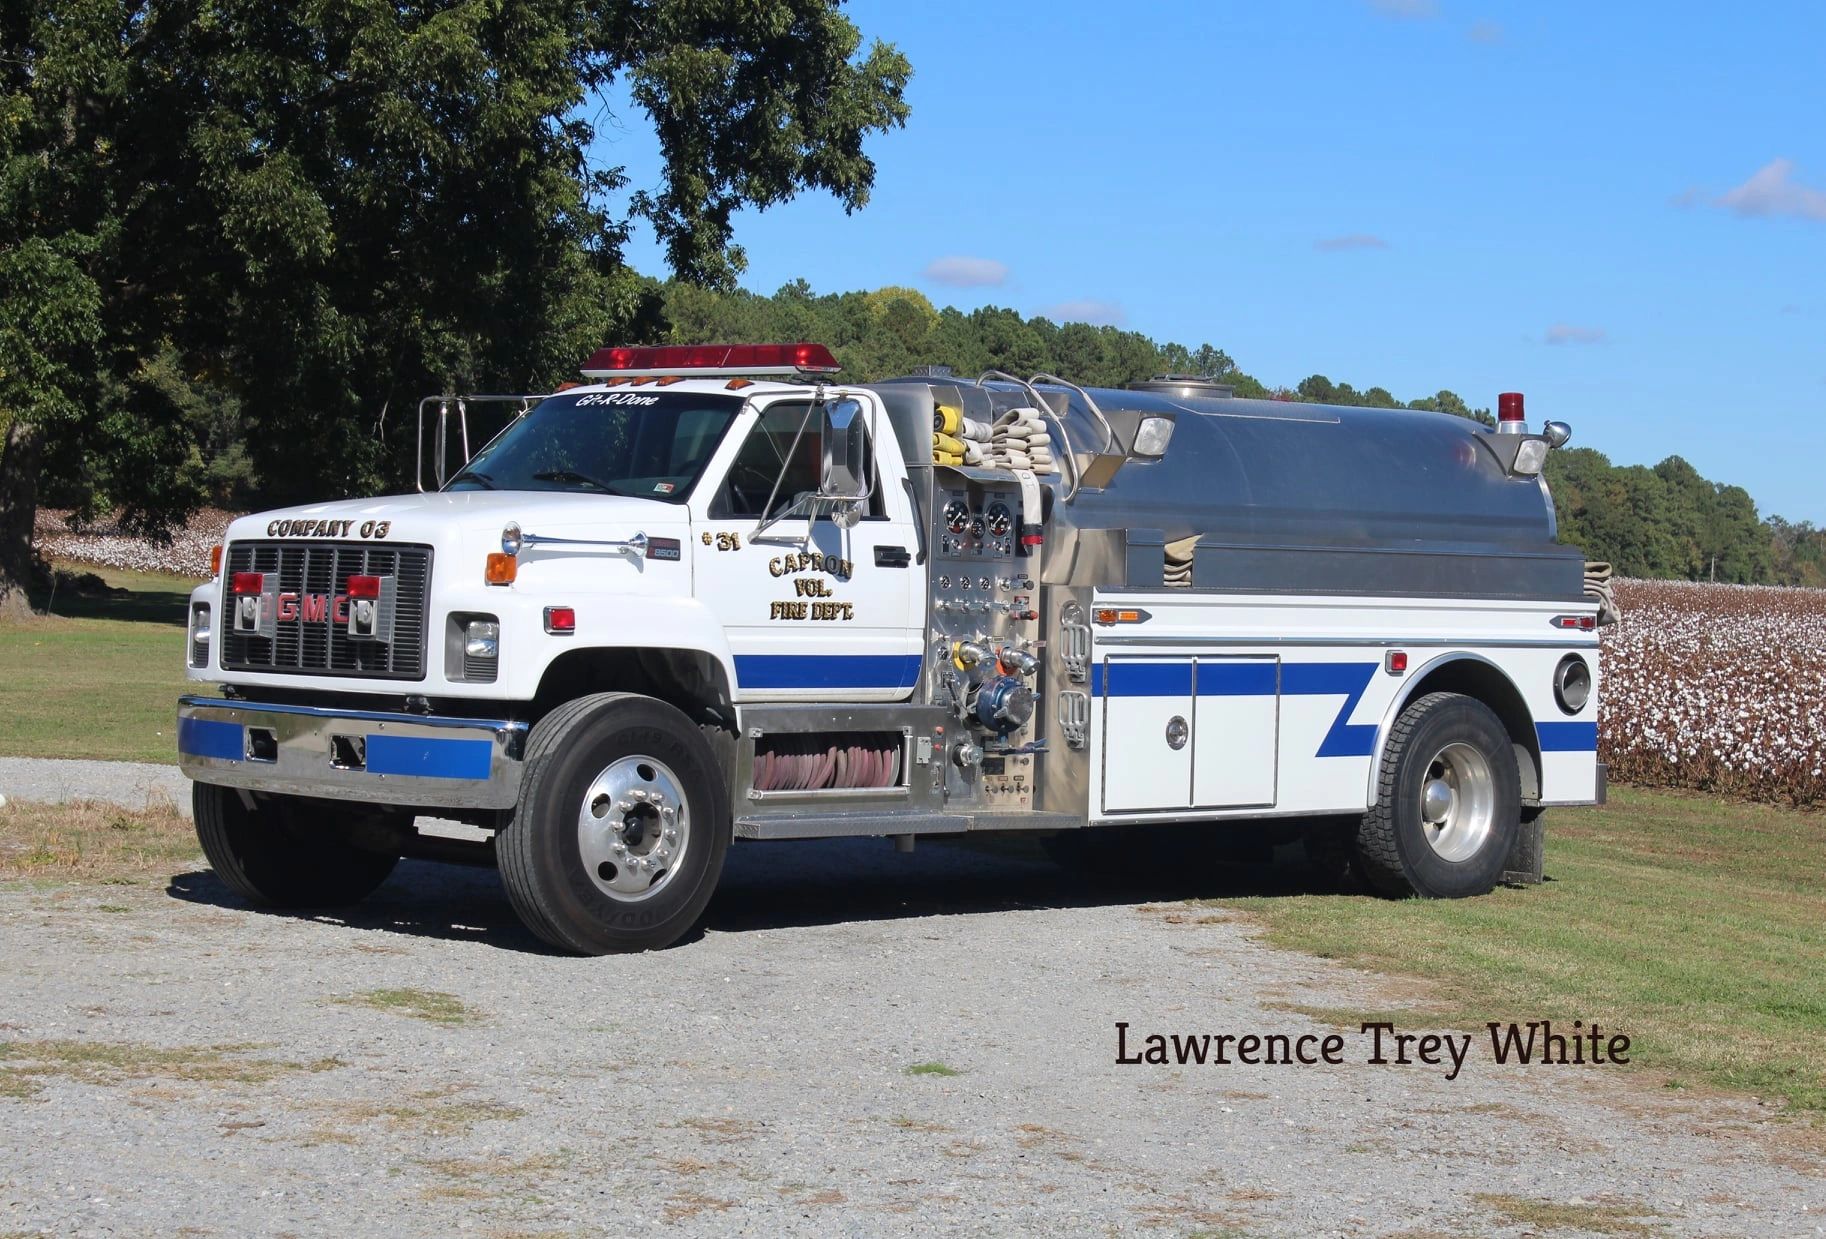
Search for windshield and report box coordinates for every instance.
[445,391,744,500]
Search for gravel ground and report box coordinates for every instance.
[1,766,1822,1237]
[0,757,192,815]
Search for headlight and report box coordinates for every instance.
[501,522,523,556]
[1554,654,1591,714]
[1512,438,1549,476]
[464,620,500,659]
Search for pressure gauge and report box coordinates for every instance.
[986,502,1013,537]
[968,516,986,540]
[943,499,970,534]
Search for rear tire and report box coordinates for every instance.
[499,693,731,954]
[193,783,399,908]
[1356,692,1519,899]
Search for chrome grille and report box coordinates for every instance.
[220,542,432,680]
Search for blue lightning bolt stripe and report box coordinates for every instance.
[1093,660,1380,758]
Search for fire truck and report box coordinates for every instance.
[177,344,1606,953]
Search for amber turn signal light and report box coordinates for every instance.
[210,544,223,575]
[485,552,517,585]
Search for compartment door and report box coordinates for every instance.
[1099,657,1194,813]
[1193,656,1279,808]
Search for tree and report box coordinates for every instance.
[0,0,911,615]
[1297,374,1337,403]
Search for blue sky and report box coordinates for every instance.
[593,1,1826,523]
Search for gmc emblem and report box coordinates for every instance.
[274,580,395,642]
[276,592,349,624]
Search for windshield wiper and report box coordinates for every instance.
[532,469,630,495]
[450,471,496,490]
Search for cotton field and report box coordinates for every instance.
[1601,579,1826,806]
[35,508,230,579]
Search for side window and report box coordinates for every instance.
[714,402,885,519]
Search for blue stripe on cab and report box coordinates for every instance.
[734,654,923,691]
[1536,721,1599,752]
[178,716,244,761]
[364,734,494,779]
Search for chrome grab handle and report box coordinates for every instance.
[522,530,648,558]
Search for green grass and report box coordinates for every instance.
[903,1061,962,1077]
[0,1038,342,1099]
[1471,1193,1663,1236]
[0,562,200,763]
[332,988,483,1025]
[0,798,199,882]
[1209,786,1826,1112]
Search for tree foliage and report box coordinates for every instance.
[0,0,909,611]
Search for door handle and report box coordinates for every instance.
[874,545,912,568]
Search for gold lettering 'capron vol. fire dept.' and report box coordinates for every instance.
[768,551,852,579]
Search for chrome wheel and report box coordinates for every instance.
[1417,741,1496,862]
[577,755,689,901]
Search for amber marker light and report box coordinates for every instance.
[485,552,518,585]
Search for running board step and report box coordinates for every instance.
[735,810,1083,841]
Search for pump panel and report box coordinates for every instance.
[928,476,1043,810]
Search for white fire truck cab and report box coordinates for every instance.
[178,343,1605,953]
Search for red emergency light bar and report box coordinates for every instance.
[580,343,840,379]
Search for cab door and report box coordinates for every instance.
[690,394,923,703]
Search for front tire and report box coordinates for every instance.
[499,693,731,954]
[1356,692,1520,899]
[193,784,400,908]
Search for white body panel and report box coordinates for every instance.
[687,394,923,703]
[1085,591,1601,822]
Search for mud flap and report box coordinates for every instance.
[1503,808,1545,886]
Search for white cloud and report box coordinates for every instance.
[1042,299,1126,326]
[1467,19,1504,43]
[1713,158,1826,222]
[1314,233,1389,252]
[922,256,1009,287]
[1544,324,1607,346]
[1370,0,1437,17]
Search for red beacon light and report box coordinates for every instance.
[579,342,840,379]
[1496,391,1527,435]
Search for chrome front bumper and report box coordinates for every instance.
[177,695,528,811]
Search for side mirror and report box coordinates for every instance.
[819,398,870,509]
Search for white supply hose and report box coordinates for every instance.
[1584,561,1620,626]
